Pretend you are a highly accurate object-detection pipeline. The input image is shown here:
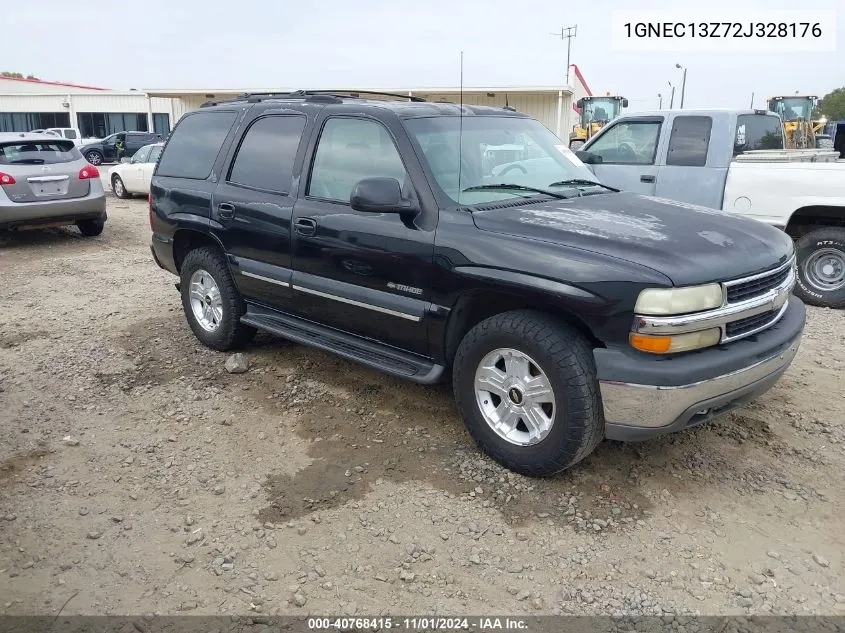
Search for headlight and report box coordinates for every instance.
[630,328,721,354]
[634,284,723,316]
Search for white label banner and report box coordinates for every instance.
[611,10,837,52]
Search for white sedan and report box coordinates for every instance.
[107,142,163,198]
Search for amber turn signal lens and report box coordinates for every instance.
[630,333,673,354]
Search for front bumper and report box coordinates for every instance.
[597,296,805,441]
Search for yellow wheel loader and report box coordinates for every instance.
[569,95,628,150]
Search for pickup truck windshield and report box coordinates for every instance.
[404,116,600,204]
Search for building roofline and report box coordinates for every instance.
[0,75,108,91]
[143,86,574,97]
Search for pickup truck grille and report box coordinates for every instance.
[725,309,779,338]
[726,265,791,304]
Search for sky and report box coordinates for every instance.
[5,0,843,112]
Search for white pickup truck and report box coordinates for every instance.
[577,109,845,308]
[29,127,100,147]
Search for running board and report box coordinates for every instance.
[241,305,445,385]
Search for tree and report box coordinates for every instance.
[1,71,38,79]
[818,88,845,121]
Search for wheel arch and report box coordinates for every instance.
[785,205,845,239]
[171,228,227,273]
[442,281,605,366]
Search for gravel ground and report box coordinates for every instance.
[0,196,843,618]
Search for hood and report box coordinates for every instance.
[471,192,794,286]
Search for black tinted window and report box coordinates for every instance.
[734,115,785,154]
[157,112,236,179]
[666,116,712,167]
[228,115,306,193]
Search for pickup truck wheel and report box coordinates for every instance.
[794,227,845,309]
[179,247,256,351]
[85,151,103,166]
[452,310,603,476]
[111,175,129,199]
[76,219,104,237]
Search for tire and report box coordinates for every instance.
[111,175,130,199]
[85,151,103,166]
[794,227,845,309]
[179,246,256,351]
[452,310,603,476]
[76,219,104,237]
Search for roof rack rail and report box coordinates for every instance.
[304,90,426,102]
[199,90,427,108]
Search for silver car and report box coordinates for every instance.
[0,132,107,236]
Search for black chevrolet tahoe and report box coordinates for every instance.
[149,90,805,475]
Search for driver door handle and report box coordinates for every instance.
[640,175,655,183]
[294,217,317,236]
[218,202,235,219]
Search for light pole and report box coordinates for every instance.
[668,81,675,109]
[676,63,687,109]
[658,93,663,109]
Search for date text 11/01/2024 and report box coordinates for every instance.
[307,617,529,630]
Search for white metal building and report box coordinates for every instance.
[1,66,592,140]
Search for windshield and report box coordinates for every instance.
[768,98,814,122]
[403,116,600,205]
[581,98,622,126]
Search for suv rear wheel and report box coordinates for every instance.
[794,227,845,309]
[452,310,603,476]
[85,151,103,166]
[179,246,255,350]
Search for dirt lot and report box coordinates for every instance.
[0,195,843,618]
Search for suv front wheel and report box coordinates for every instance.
[452,310,603,476]
[179,246,256,350]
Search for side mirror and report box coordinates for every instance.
[121,157,131,164]
[622,98,629,108]
[350,177,416,214]
[575,150,603,165]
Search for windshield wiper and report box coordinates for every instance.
[461,183,571,199]
[547,179,618,192]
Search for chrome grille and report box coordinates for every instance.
[725,309,779,338]
[726,266,791,303]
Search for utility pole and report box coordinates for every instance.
[551,25,578,86]
[750,92,755,108]
[668,81,675,109]
[658,93,663,109]
[676,63,687,108]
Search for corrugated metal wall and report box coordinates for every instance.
[0,93,171,114]
[415,92,566,134]
[167,91,574,138]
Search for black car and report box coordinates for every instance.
[149,90,805,475]
[80,131,162,165]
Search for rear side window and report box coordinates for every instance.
[156,111,236,179]
[666,116,712,167]
[0,140,79,165]
[734,115,785,154]
[228,115,306,193]
[64,129,78,139]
